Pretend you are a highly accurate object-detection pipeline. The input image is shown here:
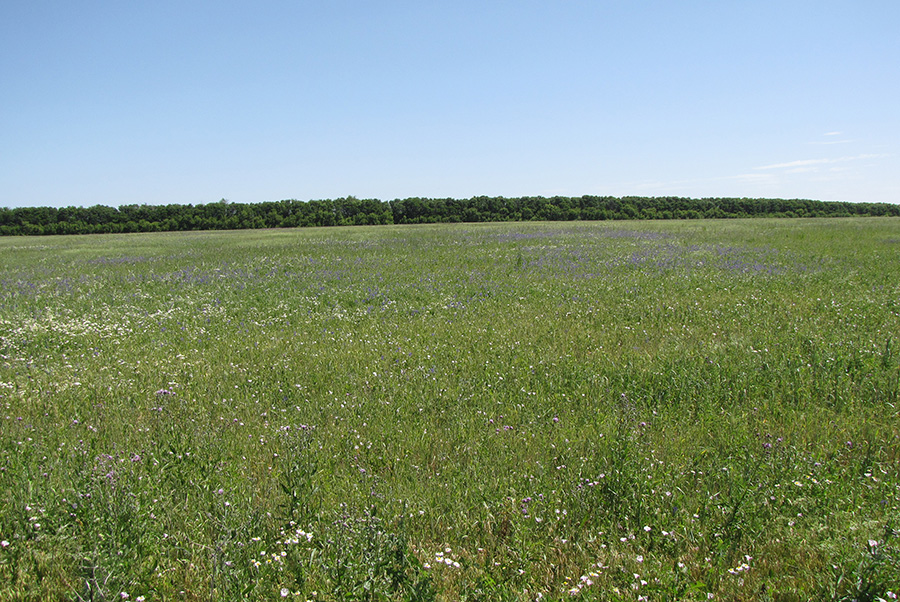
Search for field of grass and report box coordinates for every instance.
[1,218,898,601]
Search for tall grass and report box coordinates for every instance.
[1,219,898,601]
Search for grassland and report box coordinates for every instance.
[1,218,898,601]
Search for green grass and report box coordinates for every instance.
[1,219,898,601]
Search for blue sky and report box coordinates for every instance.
[2,1,898,208]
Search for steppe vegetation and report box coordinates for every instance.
[1,219,898,600]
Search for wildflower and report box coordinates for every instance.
[281,588,290,597]
[1,541,9,548]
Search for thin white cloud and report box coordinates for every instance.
[757,158,834,170]
[614,151,892,199]
[732,173,774,182]
[809,131,851,145]
[810,139,851,146]
[755,154,884,170]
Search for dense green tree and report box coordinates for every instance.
[2,196,899,236]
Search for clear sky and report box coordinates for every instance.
[2,1,898,208]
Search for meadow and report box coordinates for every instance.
[0,218,898,601]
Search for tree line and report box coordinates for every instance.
[1,195,898,236]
